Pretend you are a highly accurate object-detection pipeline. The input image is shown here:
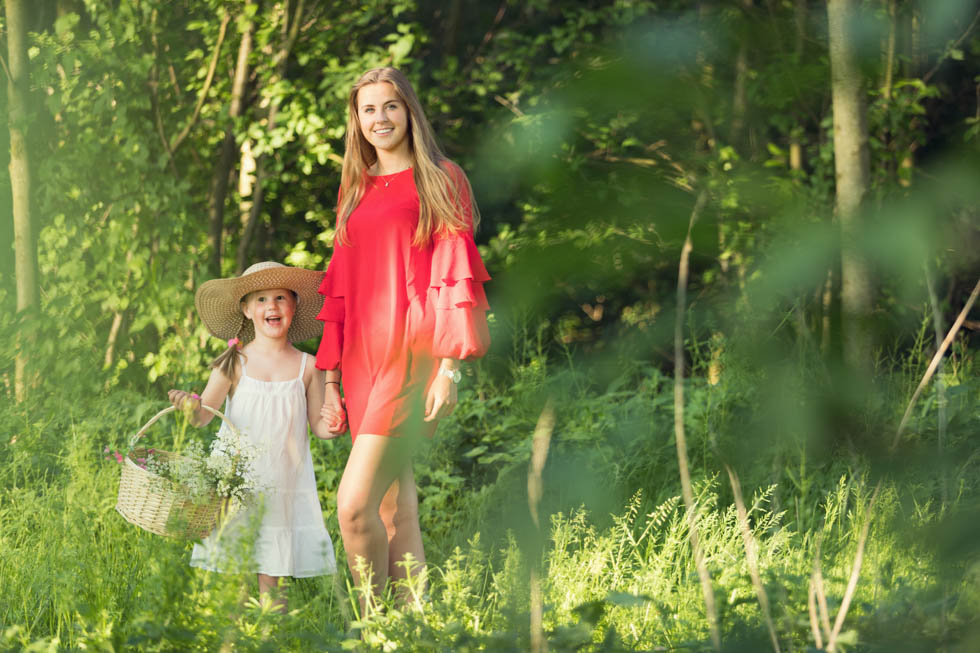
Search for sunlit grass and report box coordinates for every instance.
[2,361,977,651]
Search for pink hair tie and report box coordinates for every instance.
[227,338,240,348]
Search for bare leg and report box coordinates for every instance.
[257,574,287,614]
[379,465,426,600]
[336,433,417,613]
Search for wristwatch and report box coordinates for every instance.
[438,367,461,383]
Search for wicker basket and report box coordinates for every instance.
[115,404,239,539]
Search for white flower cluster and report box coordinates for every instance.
[203,426,262,503]
[142,427,261,504]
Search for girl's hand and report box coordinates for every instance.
[424,374,457,422]
[319,384,347,437]
[168,389,200,411]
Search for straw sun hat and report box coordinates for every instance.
[195,262,325,344]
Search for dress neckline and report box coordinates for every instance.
[367,167,412,188]
[239,352,307,384]
[366,166,412,178]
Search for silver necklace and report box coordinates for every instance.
[374,167,408,188]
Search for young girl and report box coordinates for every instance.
[169,261,343,611]
[316,67,491,607]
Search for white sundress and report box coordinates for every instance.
[190,353,336,577]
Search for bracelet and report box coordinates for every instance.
[325,381,340,385]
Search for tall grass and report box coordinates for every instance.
[1,343,979,650]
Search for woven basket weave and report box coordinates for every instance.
[115,404,239,539]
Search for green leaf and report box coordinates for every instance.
[388,33,414,64]
[54,12,80,37]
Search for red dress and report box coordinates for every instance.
[315,163,490,441]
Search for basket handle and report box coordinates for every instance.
[129,404,242,449]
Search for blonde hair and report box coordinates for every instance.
[335,67,480,247]
[209,325,246,395]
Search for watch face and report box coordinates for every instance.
[441,368,461,382]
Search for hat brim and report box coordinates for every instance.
[195,267,325,344]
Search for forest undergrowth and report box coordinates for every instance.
[1,327,978,653]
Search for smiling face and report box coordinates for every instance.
[356,81,411,161]
[241,288,296,341]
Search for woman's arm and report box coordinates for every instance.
[167,367,233,426]
[424,358,460,422]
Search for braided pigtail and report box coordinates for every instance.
[209,329,246,395]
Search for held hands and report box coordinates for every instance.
[319,383,347,438]
[424,372,458,422]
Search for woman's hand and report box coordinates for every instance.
[319,383,347,438]
[424,373,457,422]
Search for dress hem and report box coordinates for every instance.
[189,560,337,578]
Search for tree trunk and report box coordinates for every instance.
[444,0,462,59]
[6,0,39,402]
[789,0,807,173]
[882,0,896,101]
[208,4,254,277]
[730,0,752,150]
[828,0,873,369]
[237,0,303,273]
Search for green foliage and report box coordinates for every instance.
[3,0,980,650]
[2,381,979,650]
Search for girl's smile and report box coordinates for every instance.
[242,288,296,339]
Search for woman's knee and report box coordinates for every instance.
[336,486,378,536]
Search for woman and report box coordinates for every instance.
[315,67,490,606]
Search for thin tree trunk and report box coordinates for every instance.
[828,0,873,369]
[237,0,303,273]
[897,2,921,186]
[820,268,834,354]
[882,0,896,101]
[730,0,752,149]
[171,11,230,155]
[909,4,921,78]
[880,0,899,184]
[527,401,554,653]
[444,0,462,59]
[208,4,254,277]
[673,190,720,652]
[6,0,39,402]
[104,222,139,370]
[789,0,807,172]
[923,263,948,506]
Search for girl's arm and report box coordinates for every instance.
[307,366,346,439]
[167,367,233,427]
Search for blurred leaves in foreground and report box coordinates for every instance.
[2,0,980,650]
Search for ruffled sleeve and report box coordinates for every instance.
[428,227,491,361]
[315,245,346,370]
